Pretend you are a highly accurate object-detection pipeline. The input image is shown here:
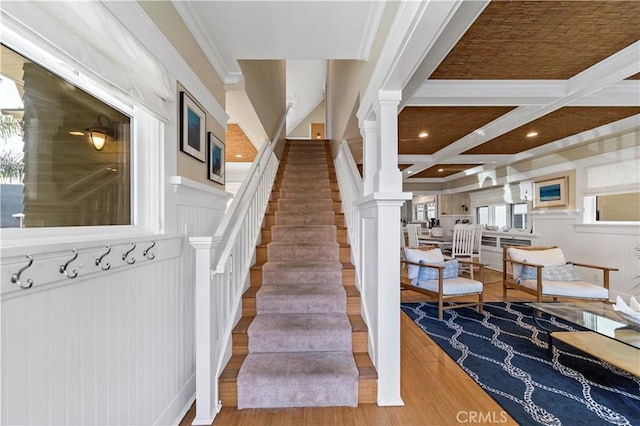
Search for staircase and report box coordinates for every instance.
[219,140,376,409]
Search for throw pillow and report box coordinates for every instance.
[404,247,444,280]
[443,258,459,279]
[508,247,566,280]
[417,258,459,281]
[520,264,538,280]
[519,263,580,281]
[417,260,441,281]
[543,263,581,281]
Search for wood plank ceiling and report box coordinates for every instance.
[400,1,640,182]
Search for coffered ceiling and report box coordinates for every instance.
[171,1,638,184]
[400,1,640,183]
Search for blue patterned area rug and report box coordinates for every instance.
[401,302,640,426]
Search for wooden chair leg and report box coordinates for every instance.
[478,292,483,314]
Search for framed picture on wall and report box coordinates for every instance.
[180,91,206,162]
[533,177,567,208]
[207,132,225,184]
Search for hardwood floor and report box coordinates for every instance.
[180,269,536,425]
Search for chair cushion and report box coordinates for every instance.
[520,263,580,282]
[404,247,444,280]
[415,277,483,295]
[417,259,459,281]
[508,247,566,281]
[519,279,609,299]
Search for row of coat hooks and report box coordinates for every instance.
[10,241,157,290]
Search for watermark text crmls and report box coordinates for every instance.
[456,411,509,424]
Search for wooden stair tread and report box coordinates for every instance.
[348,315,367,331]
[233,316,253,334]
[243,287,259,298]
[345,285,360,297]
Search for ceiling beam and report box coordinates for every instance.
[398,154,514,164]
[407,80,640,106]
[403,41,640,181]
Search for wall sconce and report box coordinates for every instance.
[461,204,469,212]
[85,114,113,151]
[316,132,321,139]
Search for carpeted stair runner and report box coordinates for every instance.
[237,140,359,409]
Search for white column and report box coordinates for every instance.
[374,91,403,193]
[189,237,221,425]
[357,90,410,406]
[362,119,377,196]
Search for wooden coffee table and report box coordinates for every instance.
[526,302,640,377]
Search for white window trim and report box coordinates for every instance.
[0,24,163,248]
[578,154,640,227]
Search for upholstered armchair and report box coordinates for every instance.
[503,246,618,303]
[402,247,484,320]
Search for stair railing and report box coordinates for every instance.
[334,139,363,292]
[189,106,288,423]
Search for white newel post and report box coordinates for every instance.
[358,90,411,406]
[362,119,377,196]
[189,236,221,425]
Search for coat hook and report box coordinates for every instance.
[122,243,136,265]
[142,241,156,260]
[95,245,111,271]
[11,254,34,289]
[59,249,79,279]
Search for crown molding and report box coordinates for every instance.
[102,1,229,127]
[171,1,243,85]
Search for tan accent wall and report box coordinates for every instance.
[289,101,326,138]
[598,192,640,221]
[531,170,577,211]
[326,1,400,150]
[138,1,225,105]
[140,2,227,187]
[238,60,287,157]
[176,84,226,186]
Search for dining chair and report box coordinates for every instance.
[472,225,484,264]
[406,224,422,248]
[449,224,476,278]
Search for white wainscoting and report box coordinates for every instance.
[2,177,231,425]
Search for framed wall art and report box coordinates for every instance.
[180,91,206,162]
[533,177,567,208]
[207,132,225,184]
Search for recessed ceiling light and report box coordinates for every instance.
[419,132,429,138]
[526,131,539,138]
[437,168,444,172]
[235,154,243,158]
[69,131,84,136]
[406,170,412,174]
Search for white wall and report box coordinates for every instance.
[0,2,232,424]
[1,180,230,425]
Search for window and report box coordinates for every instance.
[414,200,436,222]
[512,203,528,229]
[584,192,640,223]
[0,44,131,228]
[476,203,528,230]
[477,206,489,226]
[582,159,640,223]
